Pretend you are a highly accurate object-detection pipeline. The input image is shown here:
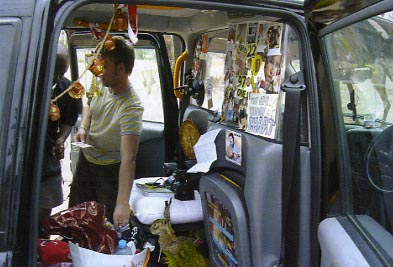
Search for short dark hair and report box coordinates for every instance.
[102,36,135,75]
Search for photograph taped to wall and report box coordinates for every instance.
[225,130,242,165]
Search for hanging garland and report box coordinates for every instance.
[49,4,138,121]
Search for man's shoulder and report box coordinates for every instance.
[57,77,72,91]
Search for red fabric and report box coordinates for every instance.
[40,201,118,254]
[37,239,70,266]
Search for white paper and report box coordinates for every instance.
[187,128,221,173]
[69,242,149,267]
[71,142,93,148]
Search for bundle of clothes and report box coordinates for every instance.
[38,201,146,267]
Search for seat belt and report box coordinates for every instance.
[279,72,306,266]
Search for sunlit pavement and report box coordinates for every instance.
[52,137,73,215]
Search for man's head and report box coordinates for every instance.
[101,36,135,88]
[53,43,69,85]
[229,132,234,145]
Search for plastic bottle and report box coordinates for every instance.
[114,239,133,255]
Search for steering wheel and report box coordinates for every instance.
[365,125,393,193]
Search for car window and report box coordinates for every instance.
[324,11,393,232]
[326,12,393,126]
[0,17,23,246]
[76,45,164,123]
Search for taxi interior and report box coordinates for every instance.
[57,3,311,266]
[6,0,393,266]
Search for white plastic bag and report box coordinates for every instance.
[69,242,150,267]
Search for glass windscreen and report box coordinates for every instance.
[327,12,393,127]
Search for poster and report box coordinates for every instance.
[246,92,280,139]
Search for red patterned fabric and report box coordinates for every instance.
[41,201,118,254]
[37,239,70,266]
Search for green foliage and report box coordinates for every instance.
[163,239,209,267]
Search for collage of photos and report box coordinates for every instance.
[222,21,286,137]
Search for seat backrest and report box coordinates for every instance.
[198,125,251,266]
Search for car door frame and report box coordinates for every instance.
[305,0,393,265]
[0,1,61,266]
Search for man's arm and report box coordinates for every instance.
[52,124,73,159]
[113,134,140,229]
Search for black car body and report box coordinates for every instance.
[1,0,393,266]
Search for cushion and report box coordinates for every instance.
[129,177,203,225]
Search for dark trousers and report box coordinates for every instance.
[69,151,120,223]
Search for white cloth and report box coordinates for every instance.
[129,177,203,225]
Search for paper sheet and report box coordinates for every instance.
[187,128,221,173]
[71,142,93,148]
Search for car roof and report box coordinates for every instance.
[62,2,304,36]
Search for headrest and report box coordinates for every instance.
[183,107,208,134]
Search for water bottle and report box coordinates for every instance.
[114,239,133,255]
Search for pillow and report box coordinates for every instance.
[129,177,203,225]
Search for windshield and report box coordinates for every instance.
[326,12,393,127]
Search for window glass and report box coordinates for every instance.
[201,51,226,112]
[0,18,22,244]
[194,29,227,113]
[76,46,164,123]
[325,11,393,232]
[164,34,184,72]
[131,48,163,122]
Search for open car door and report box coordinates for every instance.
[305,0,393,265]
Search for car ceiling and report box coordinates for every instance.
[63,3,281,36]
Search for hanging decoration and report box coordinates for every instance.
[127,5,138,44]
[74,4,139,44]
[49,102,60,122]
[113,7,128,31]
[50,8,118,121]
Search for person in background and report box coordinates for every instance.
[69,36,144,230]
[39,43,82,238]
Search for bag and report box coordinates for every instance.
[37,239,71,266]
[69,242,150,267]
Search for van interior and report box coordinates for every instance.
[3,1,393,267]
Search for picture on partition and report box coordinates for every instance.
[225,130,242,165]
[228,24,237,43]
[236,23,247,44]
[266,24,282,56]
[247,22,258,43]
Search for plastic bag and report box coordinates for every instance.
[41,201,118,254]
[69,242,150,267]
[37,239,71,266]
